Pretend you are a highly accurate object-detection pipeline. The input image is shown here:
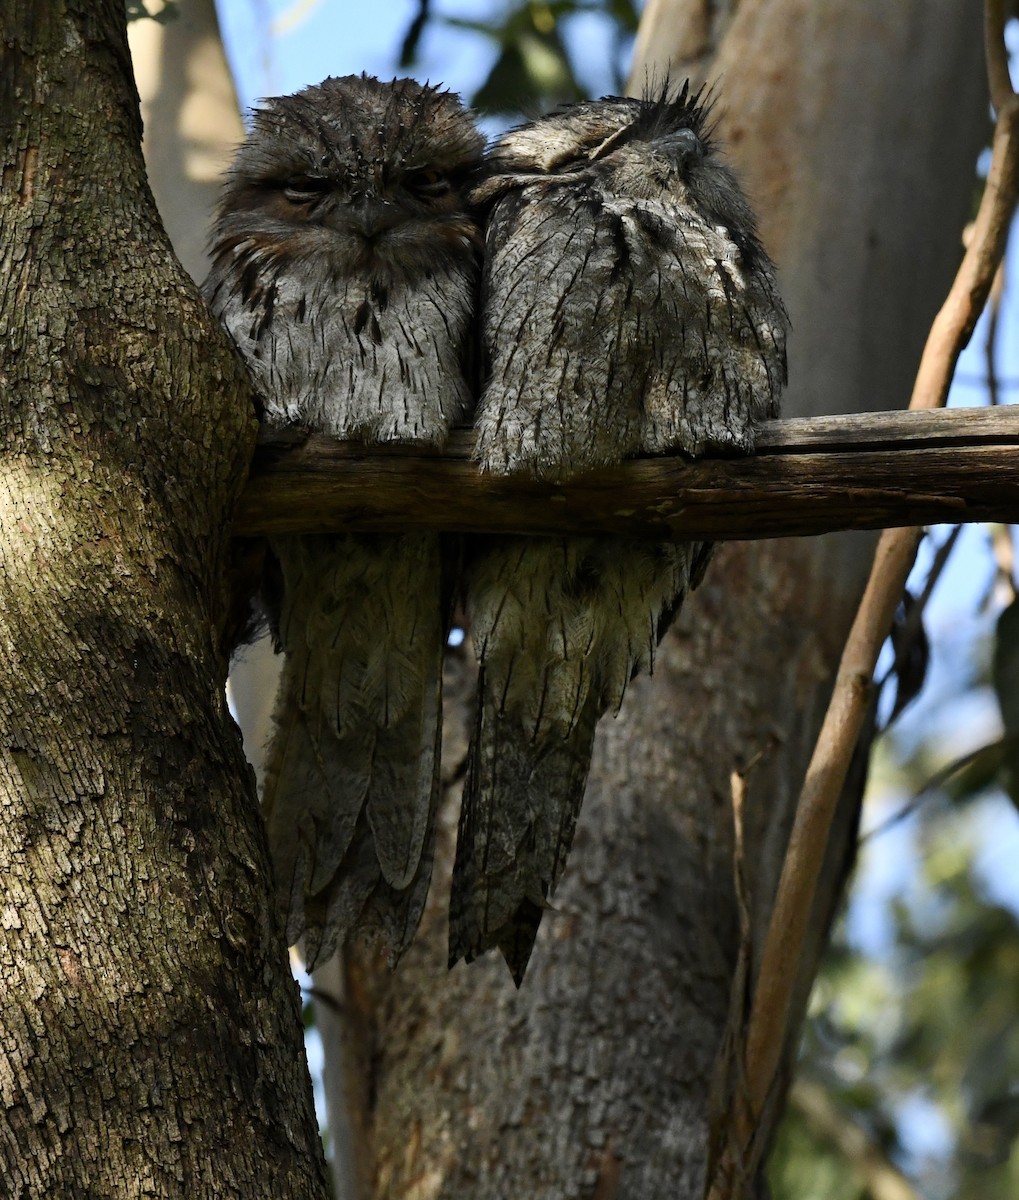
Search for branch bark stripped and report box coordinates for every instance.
[235,407,1019,541]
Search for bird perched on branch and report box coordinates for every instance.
[450,83,789,983]
[204,74,484,966]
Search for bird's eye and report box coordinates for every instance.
[281,176,331,204]
[406,169,452,199]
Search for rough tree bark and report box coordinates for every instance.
[0,3,328,1195]
[127,0,281,794]
[337,3,990,1198]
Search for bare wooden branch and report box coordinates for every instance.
[234,406,1019,541]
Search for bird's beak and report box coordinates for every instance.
[345,195,403,237]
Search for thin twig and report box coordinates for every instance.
[790,1079,921,1200]
[707,751,776,1197]
[861,735,1016,844]
[899,523,962,625]
[398,0,431,67]
[956,370,1019,390]
[874,524,961,723]
[984,259,1006,406]
[707,8,1019,1195]
[990,522,1019,599]
[911,125,1019,408]
[985,0,1014,114]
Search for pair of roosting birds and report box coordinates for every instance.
[204,73,788,985]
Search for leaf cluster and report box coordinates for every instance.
[397,0,639,115]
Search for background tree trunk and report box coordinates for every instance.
[0,3,327,1194]
[127,0,243,283]
[340,2,990,1197]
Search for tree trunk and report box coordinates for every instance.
[340,2,989,1197]
[127,0,243,284]
[0,3,328,1195]
[126,0,282,797]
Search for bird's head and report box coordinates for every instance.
[211,74,486,282]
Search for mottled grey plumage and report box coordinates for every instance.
[450,84,788,983]
[204,75,483,966]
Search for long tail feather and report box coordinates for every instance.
[449,667,599,984]
[452,536,699,983]
[262,532,446,966]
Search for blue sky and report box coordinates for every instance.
[217,0,629,120]
[218,1,478,105]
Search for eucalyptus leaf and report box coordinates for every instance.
[991,599,1019,807]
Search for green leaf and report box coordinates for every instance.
[472,32,582,116]
[992,599,1019,807]
[993,599,1019,731]
[945,738,1011,803]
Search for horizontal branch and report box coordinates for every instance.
[233,406,1019,541]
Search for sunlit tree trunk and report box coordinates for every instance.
[341,3,989,1197]
[0,3,327,1194]
[128,0,243,283]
